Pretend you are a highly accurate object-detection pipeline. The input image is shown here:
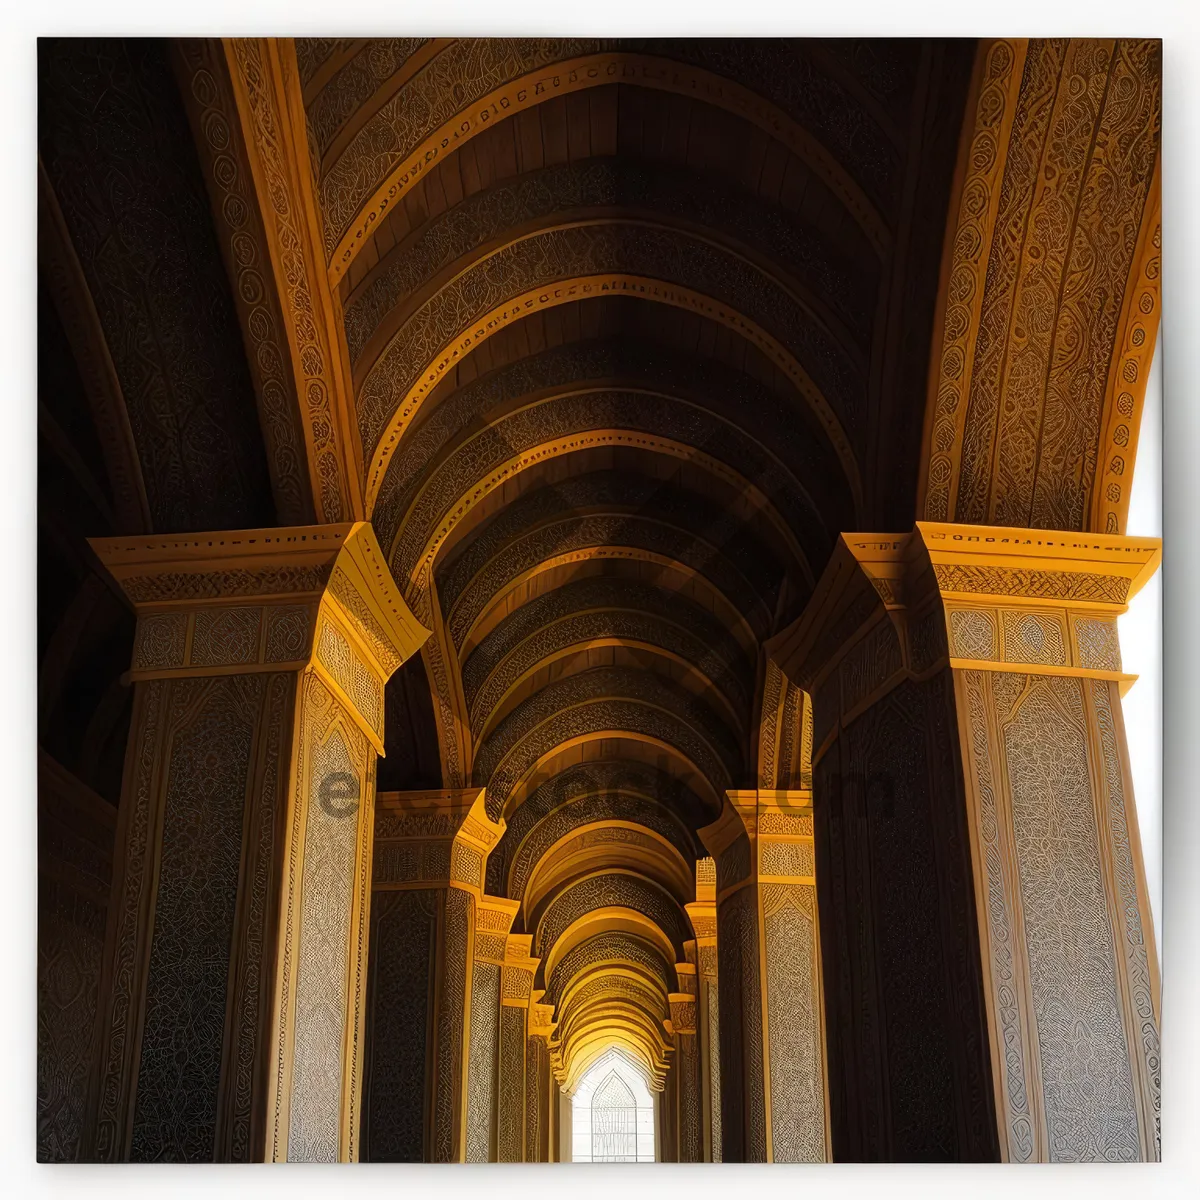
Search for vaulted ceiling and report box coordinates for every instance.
[292,38,976,1082]
[39,35,981,1089]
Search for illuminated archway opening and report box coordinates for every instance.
[570,1048,656,1163]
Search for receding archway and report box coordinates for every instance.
[568,1047,657,1163]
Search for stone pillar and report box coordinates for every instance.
[483,930,539,1163]
[665,977,703,1162]
[363,787,505,1162]
[82,522,427,1162]
[463,895,520,1162]
[700,791,830,1163]
[686,859,721,1161]
[659,1058,678,1163]
[525,1002,556,1162]
[769,522,1162,1162]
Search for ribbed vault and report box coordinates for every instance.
[306,35,974,1102]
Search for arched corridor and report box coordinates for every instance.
[35,35,1162,1165]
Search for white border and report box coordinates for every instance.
[4,5,1197,1197]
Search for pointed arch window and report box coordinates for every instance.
[570,1049,656,1162]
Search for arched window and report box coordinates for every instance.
[591,1071,637,1161]
[570,1049,656,1162]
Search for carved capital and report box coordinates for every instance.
[372,787,505,894]
[91,521,429,753]
[769,521,1161,763]
[500,935,541,1009]
[667,993,698,1037]
[528,1000,557,1042]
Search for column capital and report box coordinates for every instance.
[528,1000,557,1042]
[373,788,504,894]
[769,522,1163,764]
[696,792,816,897]
[90,521,429,752]
[725,790,814,839]
[500,934,542,1012]
[475,894,522,965]
[666,994,698,1037]
[697,797,744,861]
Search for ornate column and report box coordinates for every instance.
[686,858,721,1161]
[769,522,1162,1162]
[363,788,504,1162]
[489,934,540,1162]
[82,522,427,1162]
[464,896,520,1163]
[665,971,703,1162]
[525,1001,556,1162]
[699,792,830,1162]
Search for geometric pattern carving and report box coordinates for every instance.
[465,961,499,1163]
[496,1005,526,1162]
[433,887,471,1163]
[763,884,825,1162]
[172,38,314,526]
[502,794,698,904]
[287,724,361,1162]
[345,158,874,366]
[358,221,861,490]
[950,608,997,661]
[328,566,406,676]
[934,565,1131,604]
[132,613,188,671]
[370,339,849,566]
[486,757,707,896]
[922,38,1023,525]
[226,37,355,525]
[192,606,263,667]
[716,884,767,1161]
[438,471,783,644]
[759,841,816,880]
[317,620,383,738]
[130,675,260,1161]
[1075,618,1122,673]
[461,575,753,733]
[1001,611,1067,667]
[264,605,313,663]
[475,666,742,818]
[997,674,1140,1161]
[925,39,1161,532]
[544,932,672,1009]
[318,38,918,283]
[960,669,1034,1160]
[295,38,356,88]
[319,37,601,259]
[304,38,429,163]
[1090,681,1159,1154]
[38,38,276,534]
